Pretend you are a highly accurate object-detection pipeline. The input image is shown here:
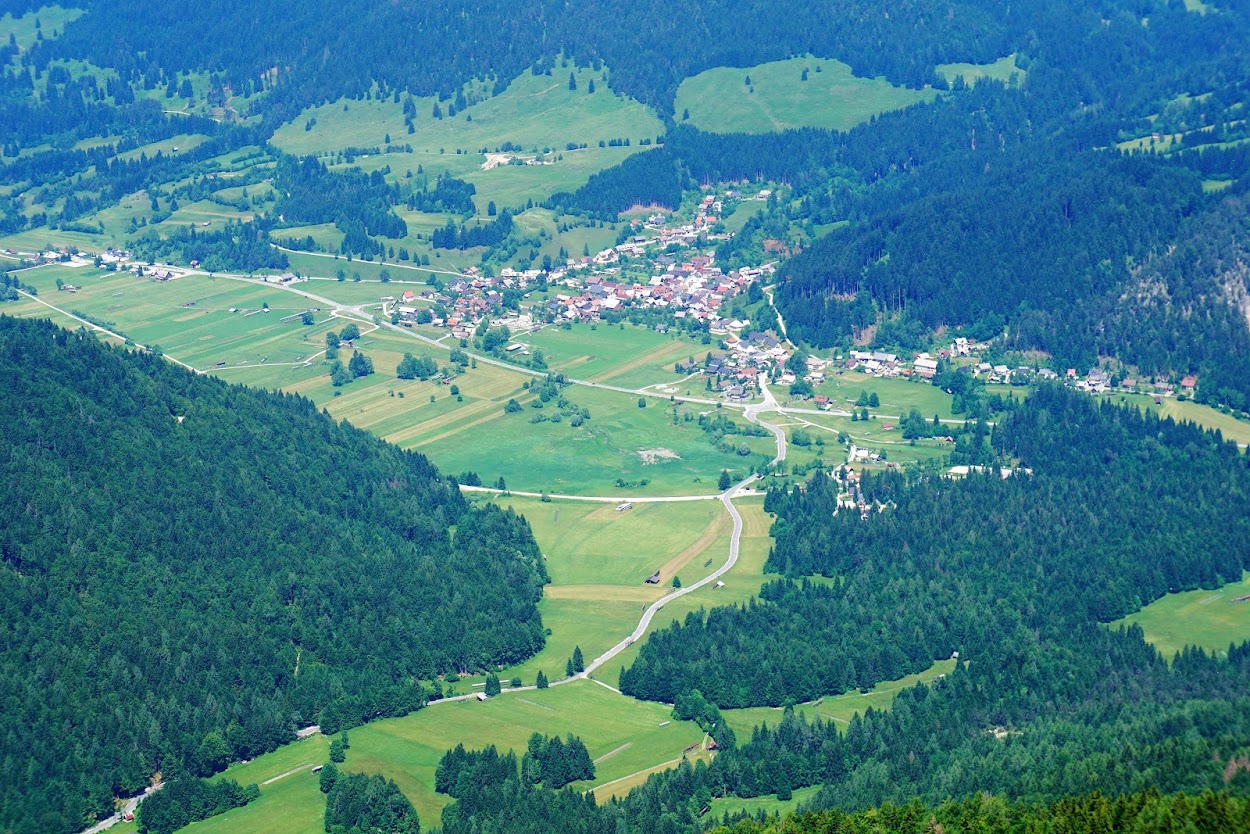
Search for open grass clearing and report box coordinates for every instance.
[936,54,1025,86]
[522,322,702,386]
[708,785,822,819]
[272,67,663,159]
[0,226,110,254]
[409,384,771,496]
[1107,392,1250,446]
[674,56,936,135]
[342,681,703,823]
[182,766,325,834]
[13,269,336,369]
[808,371,959,419]
[594,497,775,688]
[0,6,84,53]
[114,133,212,163]
[1111,571,1250,659]
[446,494,732,688]
[720,659,959,738]
[504,495,728,587]
[6,272,765,493]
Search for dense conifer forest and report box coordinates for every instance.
[0,316,548,834]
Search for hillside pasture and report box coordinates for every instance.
[0,6,84,53]
[271,67,663,159]
[342,681,704,823]
[594,497,775,688]
[451,494,730,691]
[13,269,338,369]
[1110,392,1250,447]
[719,659,959,738]
[936,54,1025,86]
[1112,572,1250,659]
[674,56,937,135]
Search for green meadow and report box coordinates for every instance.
[708,785,821,819]
[522,322,702,387]
[0,6,84,54]
[593,497,776,688]
[1109,392,1250,446]
[720,659,959,738]
[407,383,771,496]
[808,371,959,419]
[1112,572,1250,659]
[273,67,662,157]
[674,56,937,135]
[13,268,333,368]
[340,682,702,824]
[936,54,1025,86]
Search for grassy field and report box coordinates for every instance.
[115,133,212,162]
[6,277,772,495]
[937,54,1025,86]
[720,659,959,737]
[769,408,954,471]
[808,371,959,418]
[0,6,84,53]
[13,268,335,369]
[1112,572,1250,659]
[593,497,777,687]
[1108,392,1250,446]
[343,682,704,822]
[408,383,771,496]
[445,494,732,688]
[708,785,821,819]
[522,322,702,387]
[273,68,662,158]
[673,56,937,134]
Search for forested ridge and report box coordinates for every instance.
[0,316,548,834]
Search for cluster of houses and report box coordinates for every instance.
[544,255,770,325]
[680,331,794,401]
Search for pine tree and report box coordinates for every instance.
[536,670,548,689]
[572,646,584,673]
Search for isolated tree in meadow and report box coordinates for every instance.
[868,392,880,408]
[587,79,595,94]
[718,470,732,490]
[301,312,314,325]
[572,646,584,673]
[568,72,577,91]
[496,476,507,491]
[339,323,360,342]
[856,390,870,407]
[536,670,548,689]
[565,657,575,677]
[326,331,340,348]
[379,269,390,283]
[348,351,373,378]
[484,673,501,697]
[329,360,350,387]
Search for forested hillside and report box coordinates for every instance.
[598,387,1250,825]
[0,316,548,834]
